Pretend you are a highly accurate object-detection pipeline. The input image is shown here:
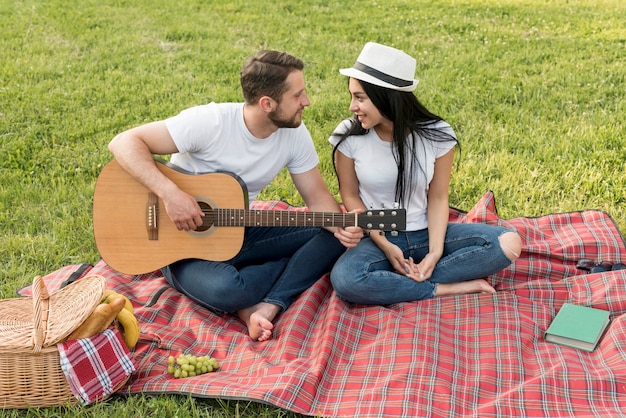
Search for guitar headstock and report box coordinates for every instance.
[357,209,406,232]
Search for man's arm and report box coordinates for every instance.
[108,121,204,231]
[291,166,342,213]
[291,167,362,248]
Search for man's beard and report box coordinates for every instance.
[269,108,302,129]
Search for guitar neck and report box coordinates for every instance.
[211,209,357,228]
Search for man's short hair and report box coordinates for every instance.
[240,50,304,105]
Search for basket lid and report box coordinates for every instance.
[0,274,106,349]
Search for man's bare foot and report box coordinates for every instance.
[237,302,281,341]
[435,279,496,297]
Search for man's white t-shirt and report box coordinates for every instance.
[165,102,319,202]
[329,119,456,231]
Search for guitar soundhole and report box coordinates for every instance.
[196,201,214,232]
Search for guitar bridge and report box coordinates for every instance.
[147,192,158,240]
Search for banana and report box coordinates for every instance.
[68,288,139,348]
[116,307,140,349]
[102,289,117,300]
[102,289,134,314]
[101,289,140,349]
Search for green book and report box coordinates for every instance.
[544,303,611,352]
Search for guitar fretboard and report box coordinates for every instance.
[208,209,357,228]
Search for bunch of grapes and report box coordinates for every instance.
[167,353,220,378]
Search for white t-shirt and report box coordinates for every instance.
[165,102,319,201]
[329,119,456,231]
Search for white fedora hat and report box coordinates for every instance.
[340,42,419,92]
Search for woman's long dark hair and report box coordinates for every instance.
[331,79,458,207]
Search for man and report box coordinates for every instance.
[108,50,362,341]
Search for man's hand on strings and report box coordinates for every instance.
[163,189,204,231]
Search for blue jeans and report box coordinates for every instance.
[162,226,345,313]
[330,223,514,305]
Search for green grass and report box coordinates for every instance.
[1,0,624,415]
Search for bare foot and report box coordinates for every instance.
[237,302,281,341]
[435,279,496,297]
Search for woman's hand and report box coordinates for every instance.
[382,243,411,276]
[405,252,440,282]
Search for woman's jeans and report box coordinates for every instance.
[163,226,345,313]
[330,223,514,305]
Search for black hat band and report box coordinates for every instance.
[353,61,413,88]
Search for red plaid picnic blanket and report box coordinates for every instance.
[33,191,626,417]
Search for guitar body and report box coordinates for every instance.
[93,159,247,274]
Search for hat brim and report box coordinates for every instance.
[340,68,418,92]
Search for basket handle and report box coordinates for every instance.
[31,275,50,354]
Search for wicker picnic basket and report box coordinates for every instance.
[0,274,106,409]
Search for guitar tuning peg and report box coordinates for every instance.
[390,231,398,237]
[381,202,386,208]
[393,202,400,209]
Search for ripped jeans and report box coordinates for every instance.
[330,223,515,305]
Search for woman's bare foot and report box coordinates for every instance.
[435,279,496,297]
[237,302,281,341]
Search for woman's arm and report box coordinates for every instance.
[333,150,366,212]
[334,150,408,271]
[409,148,454,280]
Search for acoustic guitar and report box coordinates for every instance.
[93,159,406,275]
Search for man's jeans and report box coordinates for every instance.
[163,226,345,313]
[330,223,515,305]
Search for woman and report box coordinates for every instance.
[329,42,522,305]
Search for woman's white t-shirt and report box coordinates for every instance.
[165,102,319,202]
[329,119,456,231]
